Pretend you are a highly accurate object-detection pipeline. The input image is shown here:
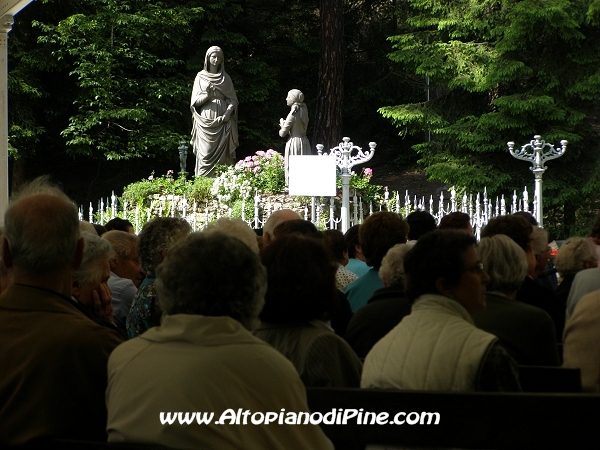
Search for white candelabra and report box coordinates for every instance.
[507,135,567,227]
[317,137,376,232]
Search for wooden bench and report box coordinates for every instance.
[306,387,600,449]
[518,365,581,392]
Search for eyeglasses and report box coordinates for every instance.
[463,262,485,274]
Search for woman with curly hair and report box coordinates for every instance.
[126,218,191,338]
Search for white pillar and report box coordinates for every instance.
[340,172,351,232]
[0,14,13,223]
[533,169,544,228]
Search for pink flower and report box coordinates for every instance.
[256,150,266,157]
[253,166,261,173]
[244,156,252,162]
[246,161,254,168]
[252,155,259,161]
[148,175,154,181]
[167,169,174,176]
[364,168,373,176]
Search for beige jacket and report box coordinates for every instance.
[107,314,333,450]
[563,289,600,392]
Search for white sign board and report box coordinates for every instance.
[288,155,336,196]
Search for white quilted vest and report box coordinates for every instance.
[361,294,497,391]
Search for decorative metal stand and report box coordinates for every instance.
[507,135,567,227]
[178,141,189,178]
[316,137,376,232]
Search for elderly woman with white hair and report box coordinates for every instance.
[72,231,116,329]
[344,243,414,359]
[101,230,144,333]
[106,231,334,450]
[473,234,560,366]
[554,237,598,318]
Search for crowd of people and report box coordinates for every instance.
[0,176,598,448]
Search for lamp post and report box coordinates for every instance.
[178,141,188,178]
[317,137,376,232]
[507,135,567,227]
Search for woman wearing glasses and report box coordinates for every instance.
[361,229,521,392]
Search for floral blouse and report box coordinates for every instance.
[126,274,161,339]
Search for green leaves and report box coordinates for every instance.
[381,0,600,235]
[31,0,205,159]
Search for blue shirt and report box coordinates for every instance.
[108,272,138,334]
[344,268,384,313]
[346,258,370,277]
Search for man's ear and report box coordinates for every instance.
[109,259,118,271]
[2,237,12,269]
[71,278,81,297]
[434,277,452,297]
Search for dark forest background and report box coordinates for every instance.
[7,0,600,237]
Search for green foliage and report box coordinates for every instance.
[31,0,205,160]
[230,198,255,220]
[122,170,213,205]
[337,167,384,202]
[381,0,600,234]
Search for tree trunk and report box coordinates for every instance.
[314,0,344,152]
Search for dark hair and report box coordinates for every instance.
[344,225,360,258]
[260,235,337,323]
[481,215,533,253]
[406,211,437,240]
[93,224,107,236]
[272,219,321,239]
[439,212,472,230]
[105,217,134,232]
[404,229,477,301]
[359,212,409,269]
[322,229,348,262]
[513,211,538,226]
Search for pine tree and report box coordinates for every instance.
[381,0,600,235]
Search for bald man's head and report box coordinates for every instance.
[3,178,80,274]
[263,209,301,246]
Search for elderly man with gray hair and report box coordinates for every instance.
[102,230,144,332]
[344,243,414,358]
[472,234,560,366]
[106,231,333,450]
[0,177,123,445]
